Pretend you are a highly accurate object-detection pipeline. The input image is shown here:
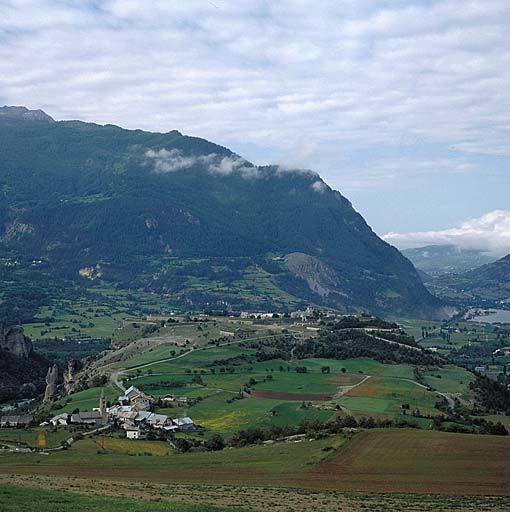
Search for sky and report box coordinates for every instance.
[0,0,509,254]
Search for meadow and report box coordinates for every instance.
[0,484,247,512]
[2,429,510,498]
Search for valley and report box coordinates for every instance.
[0,108,509,511]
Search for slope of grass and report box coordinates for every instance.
[0,484,246,512]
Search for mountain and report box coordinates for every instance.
[436,253,510,303]
[402,244,496,276]
[0,106,446,318]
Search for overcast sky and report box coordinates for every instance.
[1,0,509,253]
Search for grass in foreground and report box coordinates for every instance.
[0,484,246,512]
[2,429,510,495]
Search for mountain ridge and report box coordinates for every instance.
[0,107,446,318]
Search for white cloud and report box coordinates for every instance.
[0,0,508,160]
[145,149,216,173]
[311,180,328,193]
[0,0,509,233]
[383,210,510,257]
[208,155,259,178]
[145,148,260,178]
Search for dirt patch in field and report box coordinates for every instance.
[345,377,380,397]
[308,430,510,495]
[333,375,371,399]
[329,375,365,386]
[252,390,333,401]
[2,469,510,511]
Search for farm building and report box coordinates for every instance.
[70,411,104,426]
[0,414,34,428]
[174,417,195,431]
[130,392,154,411]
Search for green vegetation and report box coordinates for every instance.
[2,430,510,498]
[0,112,441,318]
[0,484,246,512]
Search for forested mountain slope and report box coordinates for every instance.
[0,106,445,318]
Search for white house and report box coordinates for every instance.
[50,413,69,426]
[125,425,142,439]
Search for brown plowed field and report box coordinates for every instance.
[252,390,333,401]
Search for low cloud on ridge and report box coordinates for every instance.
[145,148,259,178]
[383,210,510,257]
[145,148,328,187]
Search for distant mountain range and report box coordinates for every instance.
[431,253,510,304]
[0,106,446,318]
[402,244,496,276]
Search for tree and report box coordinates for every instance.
[175,438,191,452]
[205,433,225,451]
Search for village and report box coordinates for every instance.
[0,385,195,445]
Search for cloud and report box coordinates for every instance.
[145,149,216,173]
[0,0,509,234]
[145,148,259,178]
[1,0,508,161]
[208,155,260,178]
[311,180,328,193]
[383,210,510,257]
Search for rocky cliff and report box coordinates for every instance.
[0,326,50,403]
[0,326,33,358]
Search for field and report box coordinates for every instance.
[54,385,118,414]
[0,484,245,512]
[95,436,171,456]
[2,429,510,507]
[109,342,462,434]
[0,427,72,449]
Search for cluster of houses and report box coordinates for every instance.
[46,386,195,440]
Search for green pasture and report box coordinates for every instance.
[339,376,440,418]
[0,427,72,449]
[420,365,475,395]
[0,484,246,512]
[53,385,118,414]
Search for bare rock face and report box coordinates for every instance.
[284,252,345,298]
[63,360,77,395]
[0,327,33,358]
[43,364,59,403]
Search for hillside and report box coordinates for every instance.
[0,106,445,318]
[439,253,510,303]
[402,245,495,276]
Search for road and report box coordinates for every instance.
[363,331,422,352]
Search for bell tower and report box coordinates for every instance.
[99,389,107,424]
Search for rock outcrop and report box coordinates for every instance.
[0,326,33,358]
[43,364,59,403]
[63,360,78,395]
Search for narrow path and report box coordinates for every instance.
[333,375,371,399]
[364,331,422,352]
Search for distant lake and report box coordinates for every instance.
[472,309,510,324]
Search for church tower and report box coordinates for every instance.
[99,389,107,424]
